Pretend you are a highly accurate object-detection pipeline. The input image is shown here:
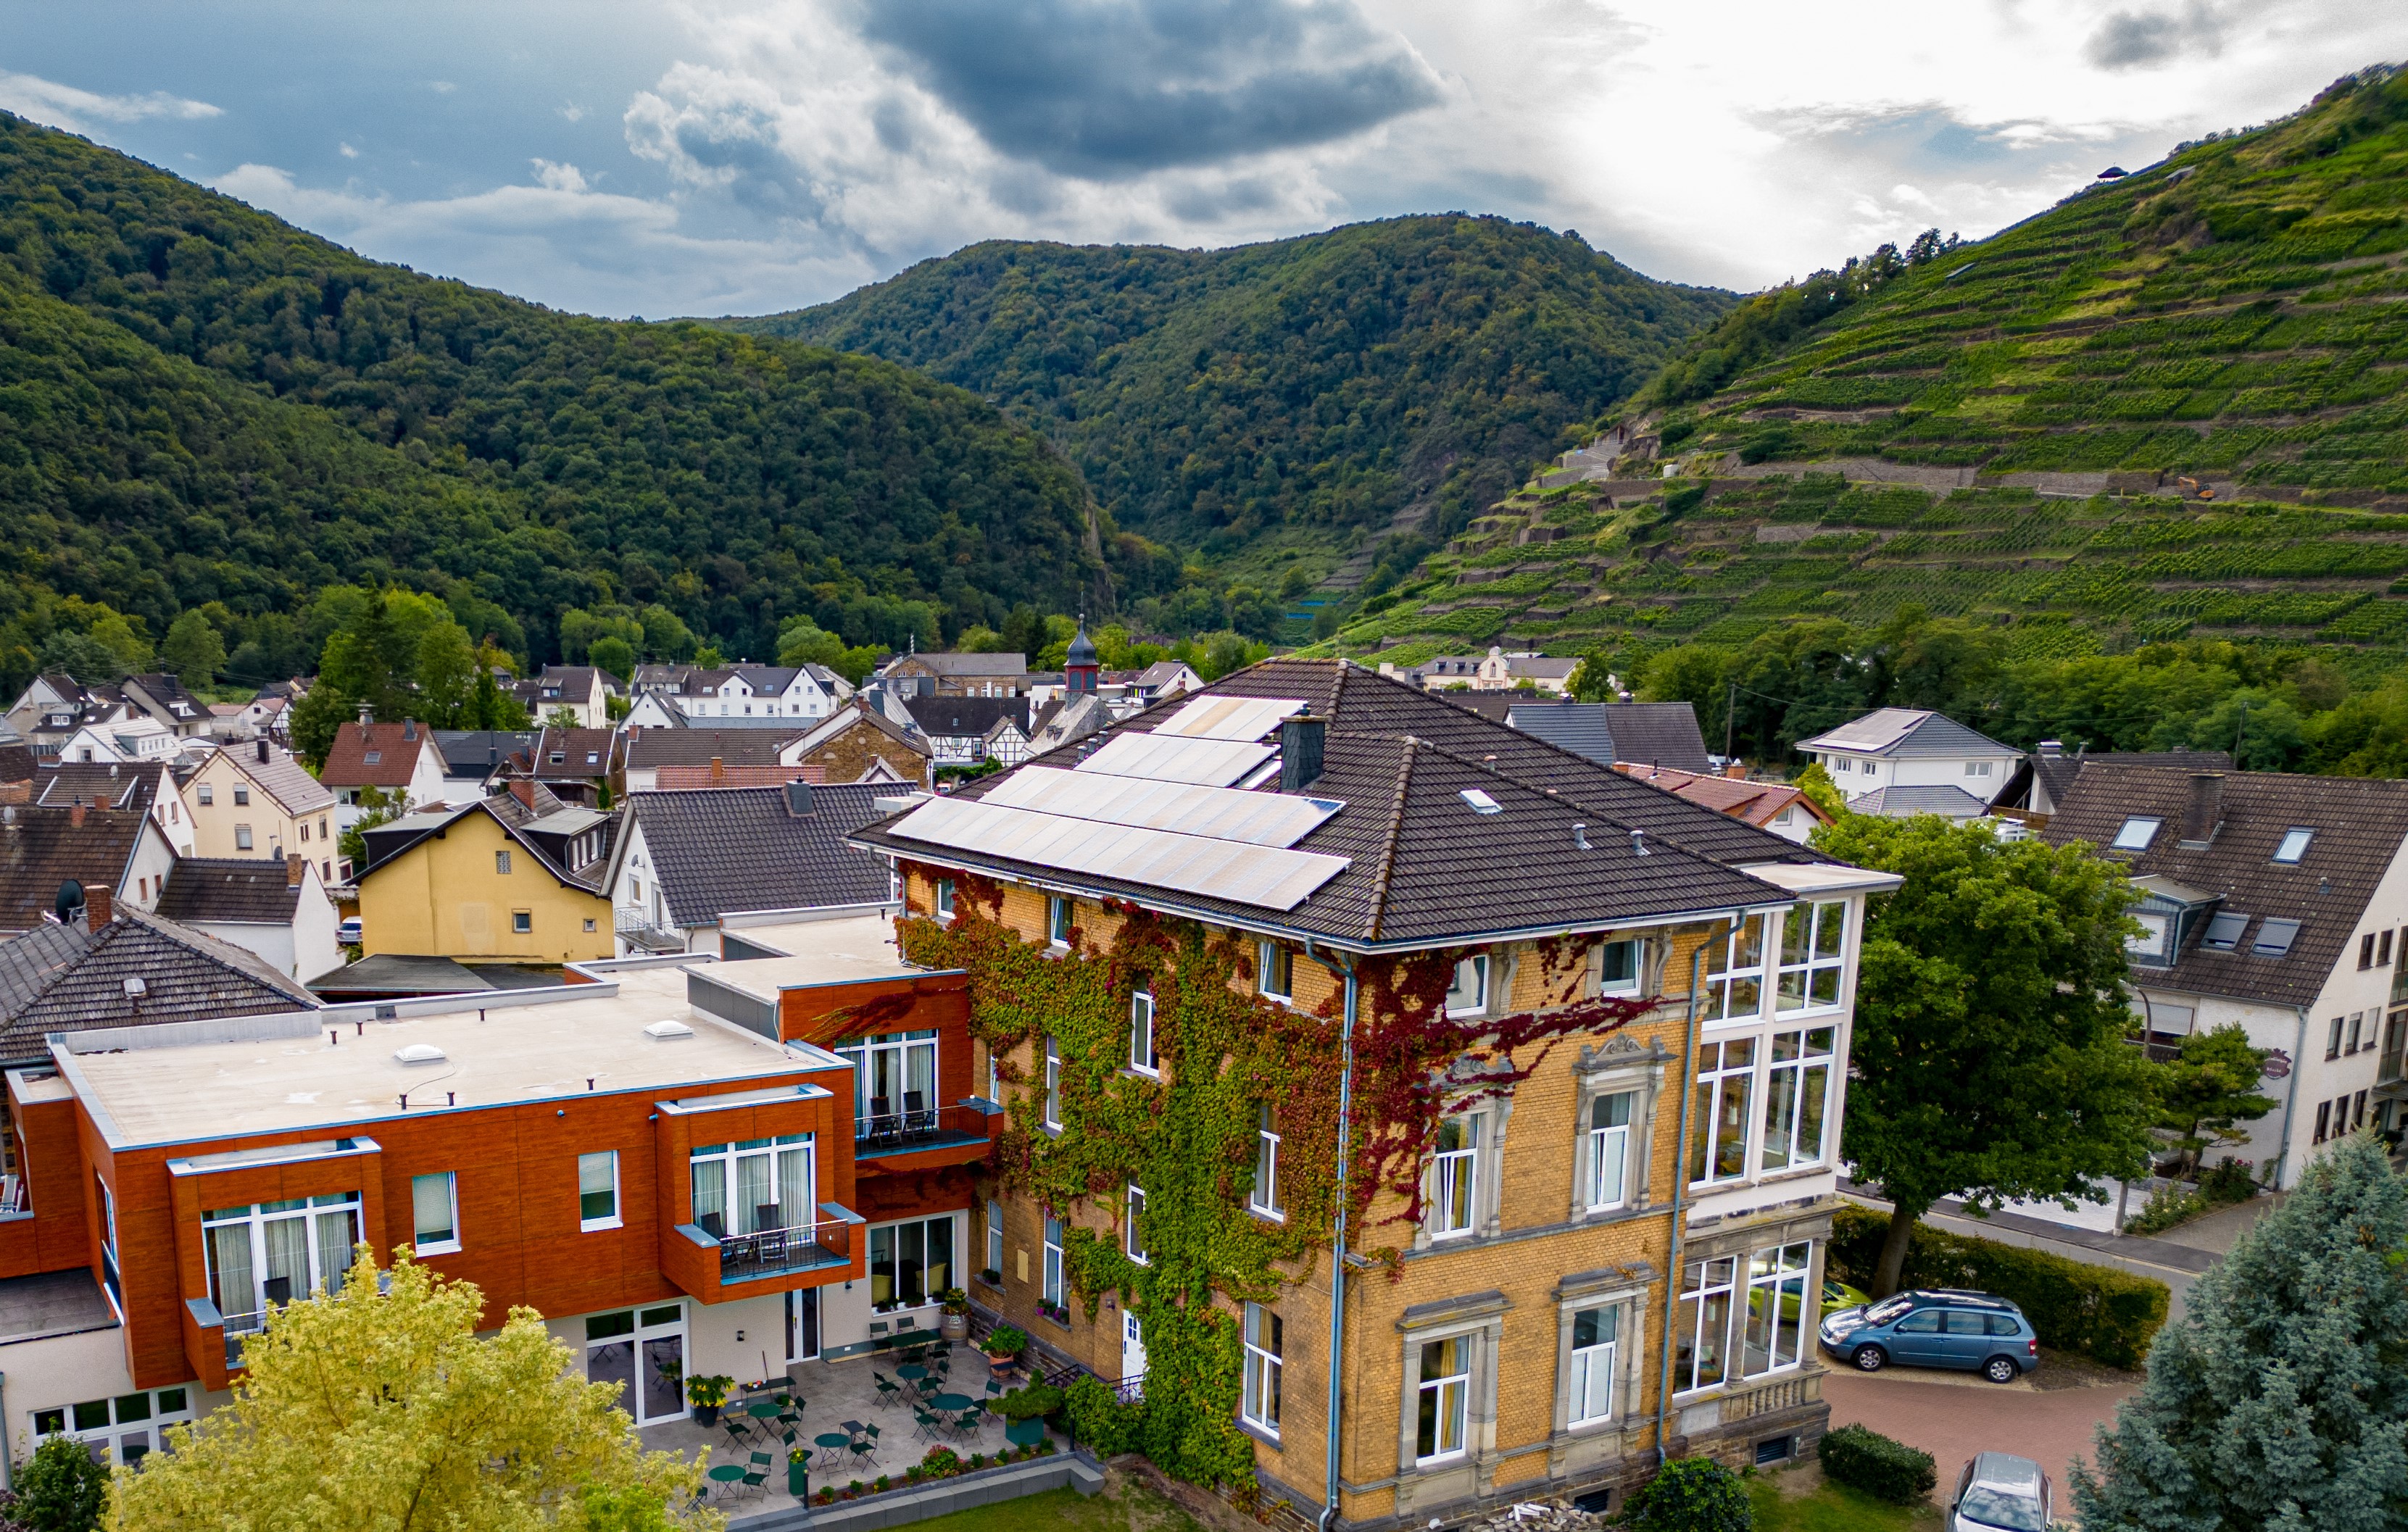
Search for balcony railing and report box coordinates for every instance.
[855,1102,991,1156]
[220,1307,270,1368]
[697,1217,853,1285]
[613,907,684,953]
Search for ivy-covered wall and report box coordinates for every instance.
[894,864,1657,1498]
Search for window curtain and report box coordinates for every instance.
[907,1041,935,1112]
[209,1225,255,1317]
[776,1146,812,1231]
[315,1209,357,1296]
[261,1215,310,1302]
[736,1152,774,1236]
[691,1159,726,1236]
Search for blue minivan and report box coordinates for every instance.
[1817,1289,2039,1383]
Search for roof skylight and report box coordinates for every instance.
[2251,917,2301,957]
[2272,828,2314,864]
[2112,817,2161,852]
[2200,911,2249,951]
[1460,788,1503,815]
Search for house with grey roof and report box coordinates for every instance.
[1794,708,2022,816]
[0,902,319,1066]
[605,781,898,956]
[153,855,343,982]
[1492,700,1710,772]
[2000,742,2233,817]
[2042,764,2408,1189]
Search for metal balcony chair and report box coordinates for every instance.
[753,1206,786,1270]
[902,1089,931,1136]
[867,1095,894,1146]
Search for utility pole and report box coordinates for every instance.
[1725,680,1737,765]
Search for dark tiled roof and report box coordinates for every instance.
[309,954,498,996]
[535,665,608,697]
[320,721,436,787]
[858,658,1823,947]
[0,746,34,786]
[0,807,150,932]
[2041,766,2408,1007]
[628,783,897,928]
[1797,707,2016,759]
[1497,701,1709,773]
[531,727,620,779]
[887,653,1028,678]
[904,696,1029,739]
[431,730,537,776]
[626,728,809,770]
[154,858,303,923]
[1851,785,1994,818]
[33,763,160,812]
[0,907,317,1054]
[2020,749,2231,812]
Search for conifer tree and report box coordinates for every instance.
[2069,1133,2408,1530]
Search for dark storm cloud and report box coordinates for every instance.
[2085,4,2229,70]
[858,0,1442,178]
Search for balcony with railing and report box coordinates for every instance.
[855,1101,994,1164]
[613,906,685,954]
[669,1205,858,1297]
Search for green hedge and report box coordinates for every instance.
[1827,1205,2169,1369]
[1817,1424,1935,1504]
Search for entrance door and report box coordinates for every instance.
[1121,1311,1147,1396]
[586,1302,689,1425]
[788,1287,821,1362]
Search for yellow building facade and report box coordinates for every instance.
[357,806,613,963]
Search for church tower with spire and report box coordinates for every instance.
[1066,617,1100,696]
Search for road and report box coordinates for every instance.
[1823,1367,2134,1506]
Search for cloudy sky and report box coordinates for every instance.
[4,1,2401,317]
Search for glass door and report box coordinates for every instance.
[586,1303,688,1426]
[1121,1312,1147,1396]
[788,1288,820,1362]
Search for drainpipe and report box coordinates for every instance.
[0,1370,10,1490]
[1655,917,1735,1468]
[2273,1005,2309,1190]
[1309,938,1359,1532]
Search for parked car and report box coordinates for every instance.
[1822,1275,1871,1312]
[337,917,363,946]
[1817,1288,2039,1383]
[1948,1452,2053,1531]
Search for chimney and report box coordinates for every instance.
[257,738,270,764]
[288,853,307,888]
[2180,773,2223,846]
[1279,716,1327,792]
[784,779,814,816]
[68,802,85,830]
[358,702,375,726]
[710,756,725,785]
[1724,761,1746,780]
[509,778,536,809]
[85,884,112,928]
[2038,739,2063,757]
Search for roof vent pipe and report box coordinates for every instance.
[1573,823,1590,850]
[1279,716,1327,792]
[1630,828,1648,857]
[2181,772,2224,845]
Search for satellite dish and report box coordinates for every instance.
[54,881,85,923]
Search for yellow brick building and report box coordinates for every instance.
[854,660,1898,1528]
[354,790,615,963]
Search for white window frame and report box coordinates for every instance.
[1568,1304,1619,1426]
[838,1028,939,1139]
[1048,895,1072,947]
[1250,1104,1284,1219]
[1759,1027,1835,1173]
[1702,914,1766,1025]
[1130,989,1158,1075]
[234,824,252,851]
[232,784,249,807]
[1413,1334,1471,1464]
[934,878,955,922]
[1126,1184,1148,1264]
[866,1213,956,1312]
[2112,817,2161,852]
[1042,1212,1065,1308]
[687,1134,815,1238]
[1690,1038,1756,1187]
[1044,1035,1062,1130]
[1673,1256,1738,1394]
[1427,1115,1481,1239]
[1595,938,1641,996]
[1445,953,1490,1017]
[1740,1241,1813,1378]
[578,1150,621,1232]
[1242,1302,1282,1437]
[410,1171,460,1254]
[202,1191,364,1331]
[1775,901,1846,1015]
[985,1199,1004,1280]
[196,783,212,806]
[32,1386,192,1468]
[495,849,512,874]
[1586,1091,1633,1212]
[1258,939,1292,1002]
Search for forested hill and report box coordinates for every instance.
[0,112,1103,683]
[718,217,1733,570]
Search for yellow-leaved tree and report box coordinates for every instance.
[107,1251,717,1532]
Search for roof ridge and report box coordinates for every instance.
[1363,735,1417,942]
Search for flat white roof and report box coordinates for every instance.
[1736,862,1905,896]
[56,967,842,1149]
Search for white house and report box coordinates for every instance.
[1422,646,1581,694]
[525,666,615,728]
[2043,764,2408,1190]
[153,856,344,982]
[627,664,847,724]
[57,715,177,765]
[1794,708,2022,817]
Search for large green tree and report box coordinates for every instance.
[2069,1134,2408,1530]
[1814,815,2160,1294]
[2154,1024,2276,1181]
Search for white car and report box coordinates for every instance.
[1949,1452,2052,1532]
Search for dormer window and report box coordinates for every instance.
[2200,911,2249,952]
[2272,828,2314,864]
[2111,817,2160,852]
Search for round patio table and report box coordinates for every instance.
[929,1392,971,1413]
[813,1433,852,1470]
[1005,1418,1047,1447]
[707,1464,747,1498]
[747,1401,784,1422]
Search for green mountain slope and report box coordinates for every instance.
[0,113,1103,678]
[718,217,1732,578]
[1329,67,2408,672]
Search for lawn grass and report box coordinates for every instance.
[885,1481,1209,1532]
[1748,1470,1941,1532]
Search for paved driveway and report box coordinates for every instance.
[1822,1366,2135,1507]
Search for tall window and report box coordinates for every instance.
[1674,1257,1736,1393]
[1690,1038,1756,1186]
[1415,1336,1471,1462]
[1596,938,1640,996]
[1126,1185,1148,1264]
[495,849,512,874]
[233,785,249,806]
[1250,1104,1284,1217]
[1703,915,1766,1023]
[838,1029,939,1137]
[1044,1036,1063,1130]
[934,878,955,921]
[1587,1092,1633,1211]
[1569,1306,1619,1425]
[1242,1303,1282,1436]
[97,1174,120,1308]
[1048,896,1072,947]
[578,1151,620,1231]
[1130,989,1158,1075]
[689,1135,813,1238]
[204,1193,362,1328]
[1042,1212,1065,1307]
[1760,1028,1835,1173]
[1429,1115,1480,1238]
[867,1215,954,1310]
[235,825,253,851]
[1445,954,1489,1017]
[1742,1243,1811,1377]
[1776,902,1846,1012]
[1258,940,1292,1002]
[411,1173,459,1254]
[986,1199,1004,1279]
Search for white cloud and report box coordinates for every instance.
[339,141,360,159]
[0,72,220,136]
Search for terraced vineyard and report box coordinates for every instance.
[1324,67,2408,674]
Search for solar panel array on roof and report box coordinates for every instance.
[1075,730,1273,786]
[985,766,1341,847]
[1150,696,1307,742]
[886,795,1348,910]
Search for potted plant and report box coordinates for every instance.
[786,1445,809,1499]
[984,1323,1029,1370]
[939,1286,971,1339]
[685,1372,734,1428]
